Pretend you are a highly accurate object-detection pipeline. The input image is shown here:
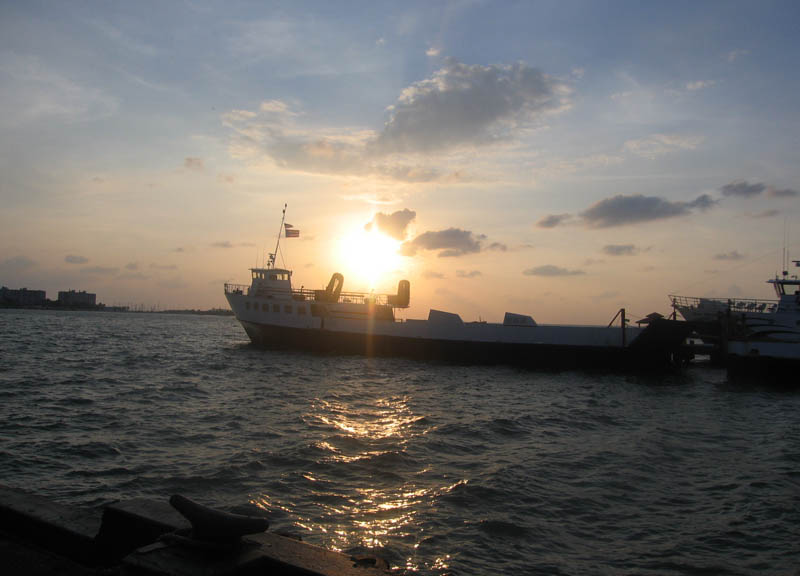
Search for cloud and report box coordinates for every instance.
[581,194,715,228]
[726,49,750,63]
[686,80,715,91]
[0,53,117,126]
[65,255,89,264]
[456,270,482,278]
[422,270,445,279]
[623,133,703,159]
[125,262,139,270]
[150,263,178,270]
[184,157,204,171]
[767,186,799,198]
[402,228,487,257]
[720,180,765,197]
[364,209,416,240]
[341,193,401,205]
[713,250,745,261]
[523,265,584,277]
[487,242,507,252]
[751,209,780,219]
[0,255,36,273]
[373,58,569,154]
[211,241,253,249]
[80,266,118,276]
[223,58,568,181]
[536,213,572,228]
[602,244,637,256]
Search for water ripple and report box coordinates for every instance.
[0,309,798,574]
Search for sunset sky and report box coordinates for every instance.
[2,1,799,323]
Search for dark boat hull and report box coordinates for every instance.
[240,319,692,370]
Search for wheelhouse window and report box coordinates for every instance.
[262,302,269,312]
[298,306,306,315]
[284,305,292,314]
[273,304,280,313]
[245,301,250,310]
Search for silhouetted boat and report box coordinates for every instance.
[223,209,690,369]
[671,261,800,375]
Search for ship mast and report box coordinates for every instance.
[268,203,288,269]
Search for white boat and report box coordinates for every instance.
[223,211,690,369]
[671,262,800,374]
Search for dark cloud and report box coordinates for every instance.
[64,255,88,264]
[523,265,585,277]
[602,244,637,256]
[212,241,233,248]
[713,250,745,261]
[373,59,568,154]
[402,228,485,258]
[767,186,799,198]
[150,263,178,270]
[125,262,138,270]
[720,180,765,197]
[364,209,416,240]
[581,194,715,228]
[184,157,204,171]
[456,270,482,278]
[536,213,572,228]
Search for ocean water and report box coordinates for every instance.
[0,309,798,575]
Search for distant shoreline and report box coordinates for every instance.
[0,304,234,316]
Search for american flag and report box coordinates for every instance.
[285,228,300,238]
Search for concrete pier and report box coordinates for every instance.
[0,484,389,575]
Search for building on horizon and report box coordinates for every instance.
[58,290,97,307]
[1,286,47,306]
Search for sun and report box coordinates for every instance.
[335,227,404,290]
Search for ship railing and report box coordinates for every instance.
[224,283,249,295]
[225,283,398,306]
[669,294,778,314]
[290,288,391,306]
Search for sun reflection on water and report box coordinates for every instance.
[310,394,436,567]
[251,391,466,573]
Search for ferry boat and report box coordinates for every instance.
[671,261,800,375]
[223,210,691,369]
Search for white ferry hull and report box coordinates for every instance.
[227,293,691,369]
